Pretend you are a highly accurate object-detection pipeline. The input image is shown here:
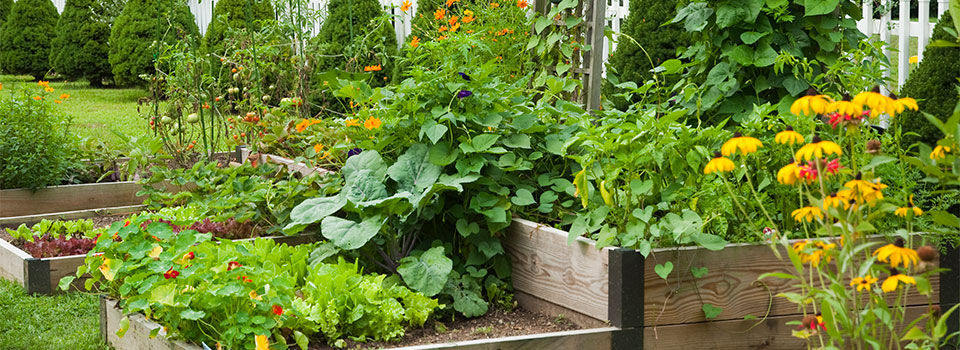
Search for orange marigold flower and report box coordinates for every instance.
[345,118,360,127]
[44,86,54,92]
[409,36,420,48]
[364,65,382,72]
[439,25,448,32]
[54,99,62,104]
[517,0,527,8]
[33,96,42,100]
[450,22,461,32]
[445,0,459,6]
[37,80,50,88]
[490,2,499,8]
[449,15,459,25]
[59,93,70,100]
[313,144,325,154]
[462,15,475,23]
[400,0,411,11]
[364,117,382,130]
[434,8,446,20]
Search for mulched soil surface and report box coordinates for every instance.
[314,307,581,349]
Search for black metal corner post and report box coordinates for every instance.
[23,258,50,294]
[941,243,960,349]
[609,248,644,350]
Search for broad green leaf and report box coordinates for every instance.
[343,169,389,204]
[511,189,536,206]
[116,317,130,338]
[294,331,309,350]
[397,247,453,297]
[342,150,387,183]
[702,303,723,319]
[503,134,531,149]
[320,216,385,250]
[690,266,709,279]
[420,122,448,144]
[460,134,500,153]
[285,195,348,233]
[693,233,728,251]
[929,211,960,228]
[388,144,442,192]
[58,276,76,291]
[428,142,459,166]
[804,0,840,16]
[180,309,206,320]
[655,261,673,280]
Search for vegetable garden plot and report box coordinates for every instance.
[506,218,953,349]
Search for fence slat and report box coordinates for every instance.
[897,0,910,90]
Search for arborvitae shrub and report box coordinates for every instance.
[604,0,687,110]
[202,0,275,55]
[309,0,397,113]
[49,0,113,85]
[0,0,59,79]
[109,0,199,86]
[900,11,960,148]
[0,0,12,26]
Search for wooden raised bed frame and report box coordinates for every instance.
[504,218,957,349]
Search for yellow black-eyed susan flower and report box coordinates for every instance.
[792,206,824,223]
[721,133,763,156]
[775,126,804,145]
[843,174,886,205]
[703,152,735,174]
[822,192,850,211]
[794,135,842,162]
[791,90,833,116]
[850,275,877,292]
[829,97,863,117]
[777,161,802,185]
[853,88,892,118]
[894,195,923,217]
[930,145,951,161]
[873,239,919,269]
[886,95,919,116]
[881,271,916,293]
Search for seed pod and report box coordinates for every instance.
[917,246,938,262]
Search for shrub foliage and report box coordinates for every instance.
[0,0,59,79]
[899,11,960,147]
[0,86,79,190]
[108,0,199,86]
[202,0,275,55]
[49,0,114,85]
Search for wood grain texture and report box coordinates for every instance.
[394,327,616,350]
[504,218,611,322]
[1,182,147,217]
[0,238,28,283]
[643,305,935,349]
[514,290,608,328]
[46,254,88,292]
[0,204,146,227]
[643,240,940,326]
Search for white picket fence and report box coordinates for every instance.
[46,0,948,92]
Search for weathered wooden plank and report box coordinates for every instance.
[0,204,146,227]
[102,297,196,350]
[47,254,88,291]
[504,218,611,322]
[642,304,934,349]
[0,238,28,283]
[514,290,607,328]
[0,182,145,217]
[643,241,940,326]
[394,327,616,350]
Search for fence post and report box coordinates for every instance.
[940,243,959,348]
[918,0,930,61]
[584,0,605,110]
[896,0,910,91]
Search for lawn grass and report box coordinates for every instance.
[0,75,151,148]
[0,278,108,350]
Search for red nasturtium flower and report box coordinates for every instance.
[183,252,195,260]
[272,305,283,316]
[228,261,242,270]
[163,268,180,279]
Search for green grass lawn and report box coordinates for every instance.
[0,75,150,148]
[0,278,109,350]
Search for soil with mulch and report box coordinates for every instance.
[312,307,581,349]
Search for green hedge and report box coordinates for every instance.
[108,0,199,86]
[899,11,960,148]
[604,0,688,110]
[0,0,12,26]
[49,0,113,85]
[0,0,59,79]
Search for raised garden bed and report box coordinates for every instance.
[0,230,316,295]
[505,218,957,349]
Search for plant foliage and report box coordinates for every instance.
[49,0,115,85]
[0,0,59,79]
[108,0,199,86]
[899,11,960,148]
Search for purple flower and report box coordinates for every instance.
[458,72,471,81]
[347,148,362,157]
[457,90,472,99]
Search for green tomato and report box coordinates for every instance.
[186,113,200,124]
[160,115,173,124]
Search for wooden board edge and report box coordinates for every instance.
[102,297,198,350]
[514,290,609,328]
[0,238,29,283]
[0,204,146,226]
[390,327,618,350]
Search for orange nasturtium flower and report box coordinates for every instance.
[254,334,269,350]
[313,144,325,154]
[364,117,382,130]
[400,0,411,11]
[409,36,421,48]
[516,0,528,8]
